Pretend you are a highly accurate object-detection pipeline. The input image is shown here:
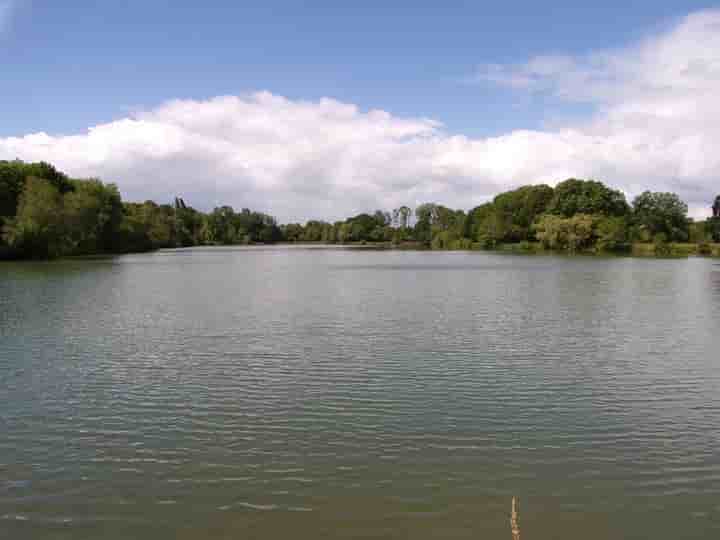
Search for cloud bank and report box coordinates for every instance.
[3,9,720,221]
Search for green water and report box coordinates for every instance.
[2,246,720,539]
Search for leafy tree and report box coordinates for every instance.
[414,203,436,244]
[534,214,597,252]
[548,179,629,218]
[595,216,630,252]
[2,177,67,258]
[281,223,304,242]
[414,203,464,245]
[632,191,689,242]
[705,218,720,242]
[492,184,555,241]
[64,179,123,254]
[4,159,712,258]
[1,160,74,241]
[475,209,508,248]
[115,201,175,252]
[338,212,389,242]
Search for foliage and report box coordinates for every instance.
[116,201,174,252]
[632,191,689,242]
[547,178,629,218]
[469,185,554,245]
[533,214,597,252]
[2,177,68,258]
[64,179,124,254]
[205,206,281,245]
[0,160,73,222]
[595,216,630,252]
[2,161,718,259]
[706,217,720,242]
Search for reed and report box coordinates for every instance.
[510,497,520,540]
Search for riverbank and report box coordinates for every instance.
[495,241,720,257]
[4,161,720,261]
[281,240,720,257]
[5,240,720,262]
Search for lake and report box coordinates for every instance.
[2,246,720,539]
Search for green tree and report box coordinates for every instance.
[534,214,597,252]
[595,216,630,252]
[2,177,67,258]
[1,160,74,246]
[548,179,629,218]
[632,191,689,242]
[705,218,720,242]
[491,184,555,241]
[64,179,123,254]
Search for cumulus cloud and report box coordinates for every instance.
[0,93,541,221]
[477,9,720,217]
[2,9,720,221]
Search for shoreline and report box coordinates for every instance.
[3,241,720,262]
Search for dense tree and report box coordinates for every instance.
[706,217,720,242]
[174,203,206,247]
[632,191,689,242]
[595,216,631,252]
[2,160,718,259]
[204,206,280,245]
[548,179,629,218]
[116,202,167,252]
[2,177,67,258]
[413,203,464,245]
[0,160,73,222]
[472,184,555,244]
[64,179,124,253]
[334,212,391,242]
[534,214,597,252]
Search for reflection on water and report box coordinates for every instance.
[1,247,720,539]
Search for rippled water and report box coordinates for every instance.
[2,246,720,539]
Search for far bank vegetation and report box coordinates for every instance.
[2,160,719,259]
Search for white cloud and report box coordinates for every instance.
[2,10,720,221]
[476,9,720,217]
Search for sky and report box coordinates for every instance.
[1,0,719,221]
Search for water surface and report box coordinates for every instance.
[2,247,720,539]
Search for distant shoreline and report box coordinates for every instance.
[4,241,720,262]
[3,160,720,260]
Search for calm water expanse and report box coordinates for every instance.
[2,246,720,539]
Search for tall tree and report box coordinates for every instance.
[632,191,689,242]
[2,177,67,258]
[548,179,629,218]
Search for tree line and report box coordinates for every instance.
[2,159,719,259]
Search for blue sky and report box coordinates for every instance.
[2,1,720,220]
[1,0,714,137]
